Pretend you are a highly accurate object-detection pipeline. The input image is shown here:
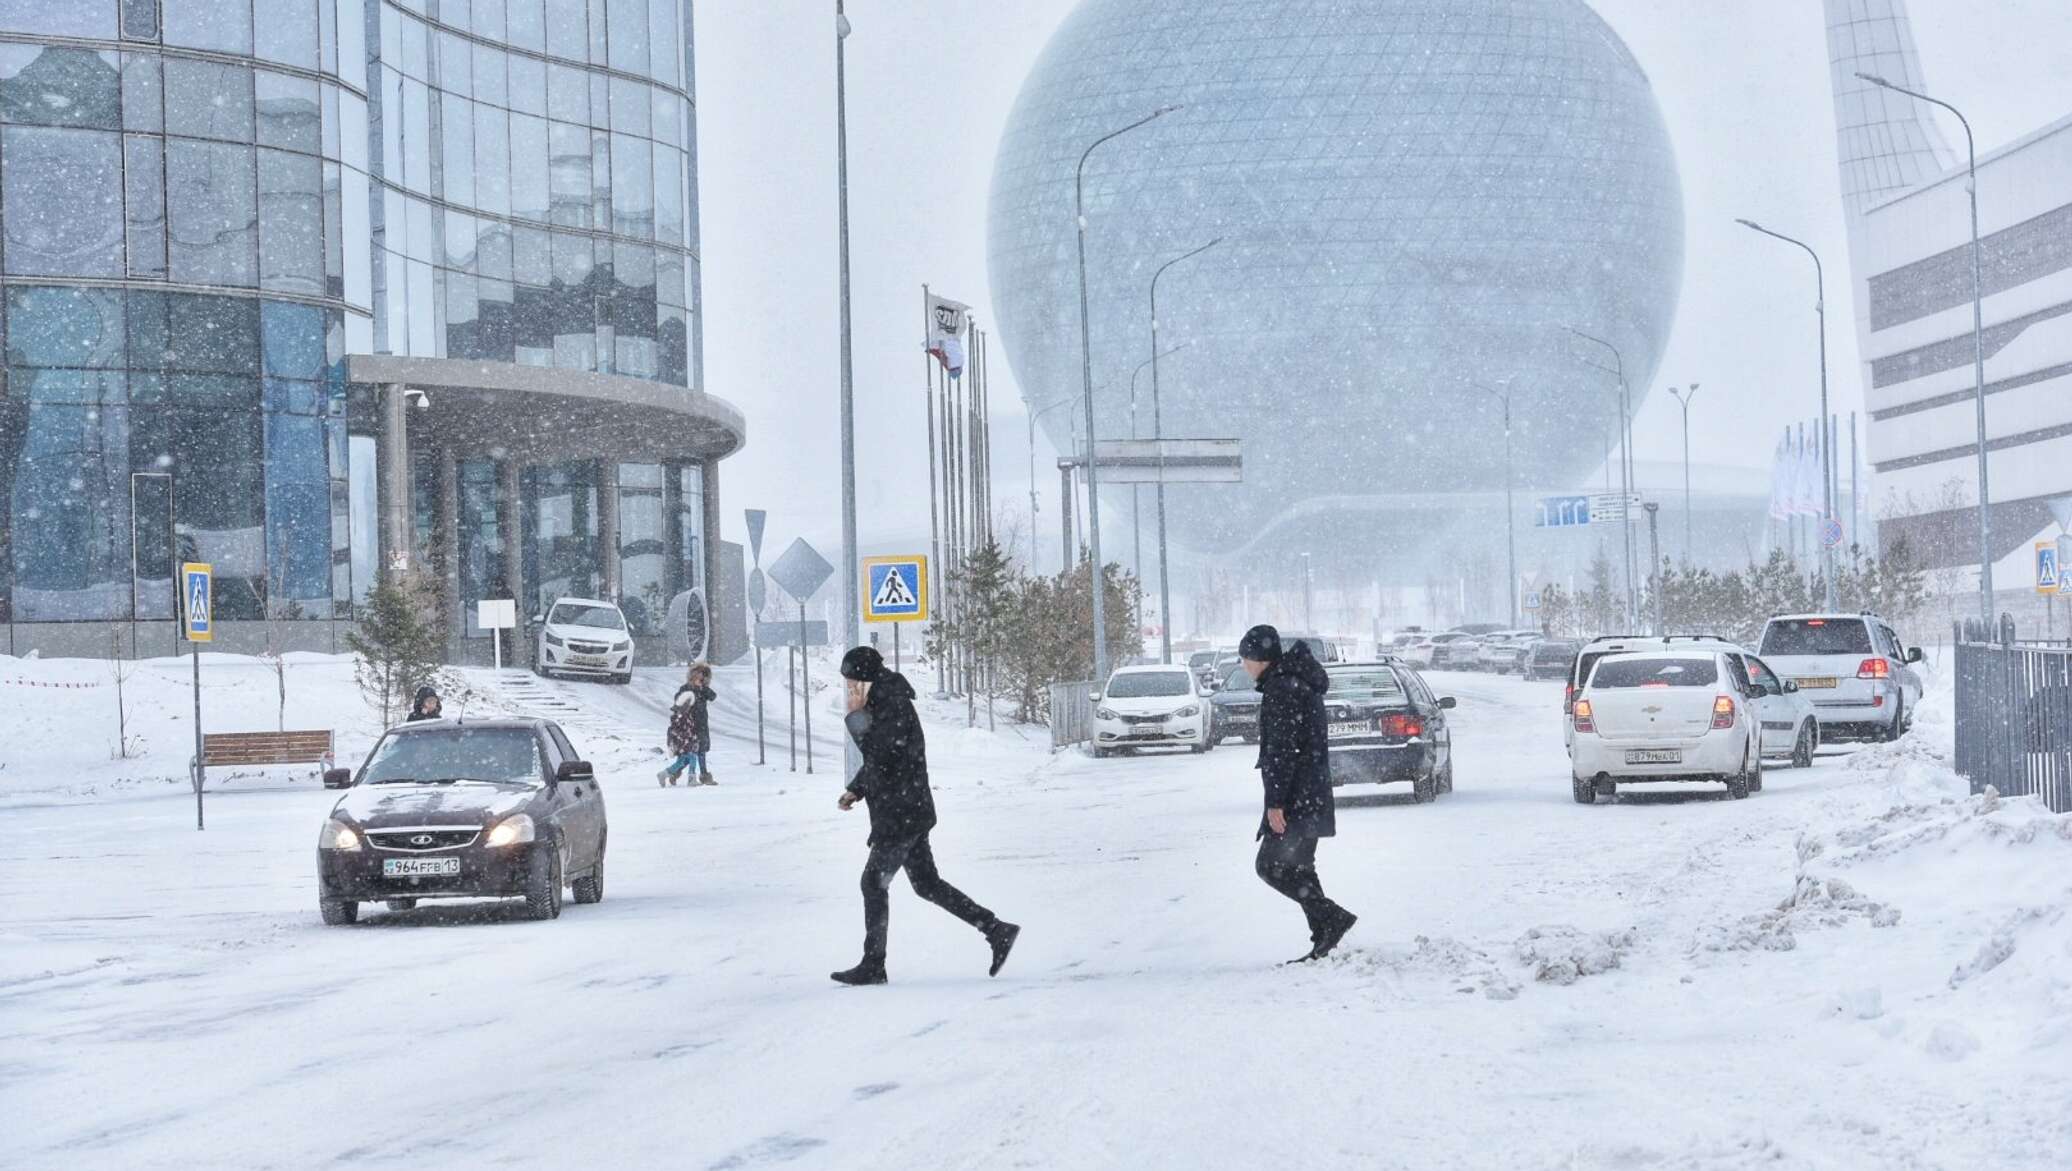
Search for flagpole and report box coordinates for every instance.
[835,1,860,782]
[924,285,944,695]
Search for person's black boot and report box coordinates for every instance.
[985,921,1021,977]
[830,961,887,986]
[1309,907,1358,960]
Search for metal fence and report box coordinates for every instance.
[1048,680,1095,750]
[1952,618,2072,813]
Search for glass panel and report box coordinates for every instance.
[651,87,679,148]
[510,111,549,221]
[507,0,544,52]
[132,471,176,620]
[590,127,609,230]
[610,239,654,378]
[0,0,111,37]
[6,401,132,620]
[256,71,322,153]
[0,45,121,129]
[163,0,254,54]
[443,208,476,269]
[124,134,168,278]
[402,75,431,193]
[472,42,507,109]
[549,232,594,369]
[337,0,367,91]
[437,29,471,99]
[338,88,368,171]
[9,367,125,404]
[166,140,257,287]
[444,269,480,357]
[606,0,648,76]
[321,81,340,158]
[122,0,159,37]
[513,223,549,284]
[1,128,124,277]
[348,432,375,604]
[657,302,686,385]
[262,301,326,378]
[546,118,589,227]
[477,218,513,279]
[407,256,436,354]
[473,0,506,40]
[671,460,702,601]
[656,244,683,306]
[617,462,665,634]
[318,0,338,75]
[172,399,266,620]
[120,52,162,133]
[257,0,321,70]
[266,410,332,610]
[649,0,678,88]
[399,11,429,79]
[260,149,325,295]
[609,132,650,239]
[512,283,550,365]
[167,293,260,374]
[165,58,254,143]
[522,460,600,615]
[458,459,507,634]
[476,275,514,362]
[610,76,649,137]
[546,61,586,123]
[507,52,544,117]
[654,143,682,246]
[545,0,586,62]
[473,101,509,216]
[439,91,476,205]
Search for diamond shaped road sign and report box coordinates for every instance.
[768,537,835,603]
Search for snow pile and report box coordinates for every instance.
[1327,933,1522,1000]
[1512,923,1636,985]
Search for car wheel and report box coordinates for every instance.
[611,672,632,685]
[384,898,417,912]
[1412,770,1437,803]
[1791,720,1816,769]
[1748,747,1763,793]
[320,897,358,925]
[1572,775,1596,805]
[526,843,564,921]
[1883,695,1907,742]
[1725,747,1752,799]
[572,836,606,905]
[1090,746,1111,759]
[1438,761,1454,794]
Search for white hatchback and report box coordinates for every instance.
[1091,665,1212,756]
[1569,650,1763,803]
[535,597,635,683]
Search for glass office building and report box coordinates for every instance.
[0,0,743,660]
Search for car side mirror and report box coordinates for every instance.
[1089,691,1103,702]
[322,767,353,789]
[556,760,594,782]
[1905,647,1923,664]
[1783,680,1799,693]
[1438,696,1457,710]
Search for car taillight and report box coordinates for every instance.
[1857,657,1890,680]
[1712,695,1736,730]
[1572,698,1595,733]
[1563,682,1575,713]
[1378,712,1423,738]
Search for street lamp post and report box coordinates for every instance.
[1566,326,1638,628]
[1027,393,1078,575]
[1735,218,1838,610]
[1300,552,1313,632]
[833,1,859,778]
[1129,344,1187,598]
[1075,105,1178,684]
[1471,381,1518,628]
[1856,72,1993,627]
[1644,502,1663,635]
[1667,383,1701,564]
[1149,237,1221,663]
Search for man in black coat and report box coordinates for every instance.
[1242,624,1357,962]
[831,646,1020,986]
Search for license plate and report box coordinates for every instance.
[1625,749,1682,764]
[1329,721,1371,737]
[572,654,607,666]
[383,857,461,877]
[1129,726,1163,737]
[1796,676,1838,689]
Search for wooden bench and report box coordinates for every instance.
[195,730,336,781]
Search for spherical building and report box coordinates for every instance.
[988,0,1683,579]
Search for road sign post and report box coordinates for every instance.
[746,510,769,766]
[181,562,212,831]
[768,538,834,778]
[862,554,929,676]
[2037,541,2062,595]
[478,599,517,671]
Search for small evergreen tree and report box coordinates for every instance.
[346,569,449,726]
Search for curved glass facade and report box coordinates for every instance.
[987,0,1684,567]
[0,0,713,644]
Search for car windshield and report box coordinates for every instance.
[1760,618,1872,656]
[359,727,543,785]
[1535,641,1579,660]
[1107,671,1192,698]
[1221,667,1256,693]
[1327,667,1407,703]
[548,603,626,630]
[1590,657,1719,688]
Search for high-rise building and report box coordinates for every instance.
[0,0,742,660]
[1824,0,2072,620]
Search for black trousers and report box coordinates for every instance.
[1255,832,1346,941]
[861,832,995,964]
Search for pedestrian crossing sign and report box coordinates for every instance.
[181,562,213,642]
[862,555,928,624]
[2038,542,2061,594]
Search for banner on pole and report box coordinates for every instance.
[925,293,970,378]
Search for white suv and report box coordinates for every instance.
[1569,650,1764,803]
[535,597,635,683]
[1755,613,1923,742]
[1091,664,1212,757]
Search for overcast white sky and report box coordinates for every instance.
[692,0,2072,560]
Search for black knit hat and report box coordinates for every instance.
[1238,624,1282,663]
[840,645,888,682]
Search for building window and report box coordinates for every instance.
[617,462,665,635]
[166,140,258,286]
[1,127,125,277]
[670,460,702,603]
[458,459,507,635]
[522,460,599,615]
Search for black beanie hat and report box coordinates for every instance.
[1238,624,1282,662]
[414,685,439,703]
[840,645,887,682]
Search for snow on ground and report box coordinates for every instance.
[2,651,2068,1169]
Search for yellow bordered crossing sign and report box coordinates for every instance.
[182,562,213,642]
[862,555,928,624]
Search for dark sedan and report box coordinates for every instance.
[316,718,607,924]
[1323,661,1456,802]
[1208,664,1261,745]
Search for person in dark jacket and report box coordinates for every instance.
[406,686,442,722]
[830,645,1019,986]
[1242,624,1357,963]
[658,663,716,786]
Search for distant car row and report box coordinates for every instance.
[1388,629,1575,676]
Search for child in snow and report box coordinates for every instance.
[659,663,717,786]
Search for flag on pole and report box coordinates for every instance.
[1767,432,1791,521]
[1792,425,1823,516]
[925,293,970,378]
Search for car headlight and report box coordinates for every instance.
[1095,706,1119,720]
[318,818,361,851]
[545,631,565,648]
[612,640,630,652]
[484,814,536,848]
[1175,705,1200,718]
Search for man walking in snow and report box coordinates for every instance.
[829,645,1019,986]
[1241,624,1357,962]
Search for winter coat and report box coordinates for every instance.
[842,671,937,845]
[668,683,715,755]
[1254,641,1336,840]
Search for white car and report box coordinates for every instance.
[1569,650,1764,803]
[1091,664,1212,756]
[1561,634,1744,752]
[1742,653,1822,768]
[535,597,635,683]
[1755,613,1924,743]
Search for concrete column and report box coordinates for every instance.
[379,383,411,578]
[438,444,461,650]
[500,458,525,622]
[599,458,621,601]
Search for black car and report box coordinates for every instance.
[315,718,608,924]
[1524,638,1581,681]
[1323,661,1456,802]
[1208,664,1261,744]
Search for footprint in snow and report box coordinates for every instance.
[852,1082,898,1099]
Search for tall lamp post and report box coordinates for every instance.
[1565,326,1638,628]
[1075,104,1179,683]
[1667,383,1701,564]
[1856,72,1993,627]
[1148,236,1220,663]
[1129,343,1187,587]
[1027,393,1079,574]
[1735,218,1838,610]
[1471,380,1518,628]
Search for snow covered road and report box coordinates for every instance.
[4,662,2068,1169]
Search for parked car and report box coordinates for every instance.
[1743,653,1822,768]
[1323,660,1456,802]
[1562,634,1743,751]
[315,719,608,924]
[1478,631,1541,673]
[1091,664,1213,756]
[1404,631,1471,668]
[1431,635,1487,671]
[1756,613,1924,742]
[1209,664,1261,744]
[1568,650,1764,803]
[1524,638,1581,681]
[534,596,635,682]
